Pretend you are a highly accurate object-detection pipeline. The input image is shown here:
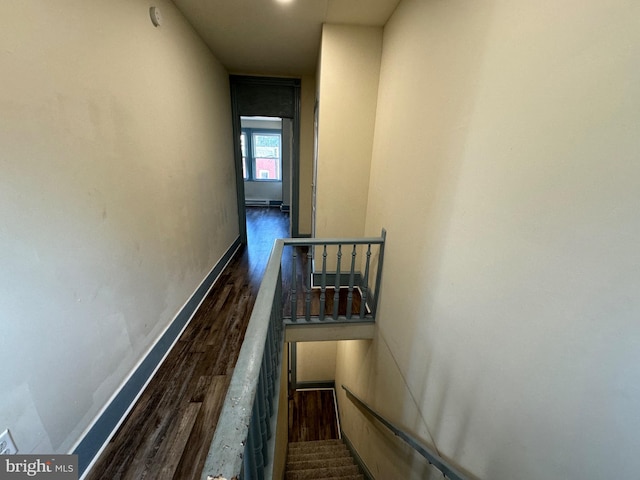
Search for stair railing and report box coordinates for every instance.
[285,230,385,323]
[341,385,471,480]
[200,231,386,480]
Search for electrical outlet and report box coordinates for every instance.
[0,429,18,455]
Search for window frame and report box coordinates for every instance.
[241,127,282,182]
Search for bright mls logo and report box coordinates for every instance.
[1,455,77,479]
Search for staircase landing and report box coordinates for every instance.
[288,389,339,443]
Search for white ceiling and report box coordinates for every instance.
[172,0,400,76]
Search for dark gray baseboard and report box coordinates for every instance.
[342,430,375,480]
[294,380,336,390]
[245,200,283,207]
[74,236,241,477]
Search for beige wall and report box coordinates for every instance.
[336,0,640,479]
[0,0,237,455]
[302,28,382,386]
[296,342,337,383]
[315,25,382,238]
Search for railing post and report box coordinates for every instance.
[372,229,386,318]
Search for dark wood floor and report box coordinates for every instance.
[288,389,340,443]
[87,207,289,480]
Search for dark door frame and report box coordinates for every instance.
[230,75,301,244]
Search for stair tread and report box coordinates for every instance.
[288,443,348,453]
[287,450,353,463]
[288,439,344,448]
[284,465,361,480]
[286,456,355,471]
[285,439,362,480]
[288,446,349,456]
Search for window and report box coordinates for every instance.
[241,129,282,181]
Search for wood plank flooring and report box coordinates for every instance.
[86,207,289,480]
[87,207,361,480]
[288,390,340,443]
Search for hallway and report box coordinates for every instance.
[87,207,289,480]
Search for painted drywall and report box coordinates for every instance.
[296,341,337,383]
[0,0,237,456]
[336,0,640,479]
[315,25,382,239]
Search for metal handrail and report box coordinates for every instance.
[342,385,471,480]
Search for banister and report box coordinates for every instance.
[201,240,285,480]
[200,232,386,480]
[282,236,385,246]
[341,385,471,480]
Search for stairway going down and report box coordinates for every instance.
[285,439,364,480]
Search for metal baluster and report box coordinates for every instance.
[319,245,327,321]
[333,245,342,319]
[291,248,298,321]
[360,244,372,318]
[346,244,357,319]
